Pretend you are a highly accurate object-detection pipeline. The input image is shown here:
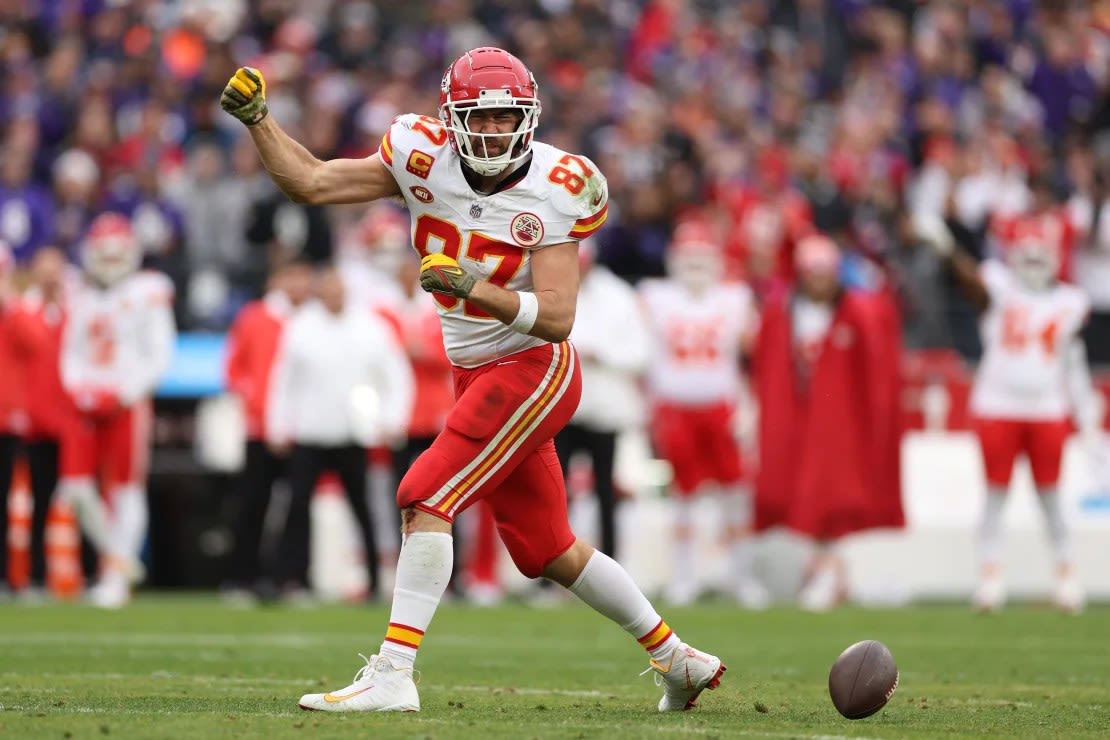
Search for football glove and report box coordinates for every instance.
[220,67,269,126]
[419,253,476,298]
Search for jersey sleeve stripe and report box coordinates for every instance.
[572,202,608,230]
[569,204,608,238]
[379,130,394,166]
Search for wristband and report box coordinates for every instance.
[509,291,539,334]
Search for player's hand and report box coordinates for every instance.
[73,388,121,418]
[911,212,955,258]
[220,67,269,126]
[420,253,476,298]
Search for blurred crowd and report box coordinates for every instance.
[3,0,1110,361]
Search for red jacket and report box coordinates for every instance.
[225,293,291,440]
[753,289,904,539]
[7,292,70,440]
[378,298,453,438]
[0,298,28,435]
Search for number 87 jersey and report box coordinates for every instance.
[379,113,608,368]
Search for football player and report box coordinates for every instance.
[57,213,176,608]
[639,221,768,608]
[223,48,725,713]
[916,213,1093,613]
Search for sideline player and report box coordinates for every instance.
[57,213,176,608]
[222,48,726,712]
[916,213,1092,613]
[639,221,768,608]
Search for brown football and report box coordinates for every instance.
[828,640,899,719]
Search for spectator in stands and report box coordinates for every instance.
[267,265,413,601]
[221,258,313,603]
[0,138,54,263]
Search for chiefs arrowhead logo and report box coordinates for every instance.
[410,185,434,203]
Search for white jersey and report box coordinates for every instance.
[971,260,1090,420]
[639,279,755,405]
[380,114,608,367]
[61,270,176,405]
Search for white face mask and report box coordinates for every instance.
[668,253,719,293]
[84,237,140,286]
[1009,244,1058,291]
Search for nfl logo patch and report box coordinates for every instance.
[469,203,483,219]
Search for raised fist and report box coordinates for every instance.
[220,67,269,126]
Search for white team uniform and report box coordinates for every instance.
[970,260,1090,421]
[638,280,756,406]
[379,114,608,367]
[61,270,176,405]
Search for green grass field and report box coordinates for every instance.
[1,597,1108,739]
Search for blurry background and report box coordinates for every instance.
[3,0,1110,603]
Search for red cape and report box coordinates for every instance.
[753,289,904,539]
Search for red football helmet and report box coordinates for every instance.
[439,47,541,176]
[83,212,140,286]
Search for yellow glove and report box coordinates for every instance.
[420,253,476,298]
[220,67,269,126]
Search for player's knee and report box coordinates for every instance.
[400,506,452,536]
[504,545,547,579]
[395,446,454,509]
[503,534,576,580]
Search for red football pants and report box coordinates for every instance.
[652,402,744,496]
[397,341,582,577]
[60,401,153,489]
[974,417,1071,488]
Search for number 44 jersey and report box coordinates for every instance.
[380,113,608,368]
[971,259,1090,420]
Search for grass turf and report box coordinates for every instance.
[1,596,1107,738]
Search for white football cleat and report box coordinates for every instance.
[87,573,130,609]
[299,653,419,712]
[646,643,726,712]
[972,571,1005,613]
[1054,572,1085,615]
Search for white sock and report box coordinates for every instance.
[977,486,1008,568]
[568,550,681,661]
[721,486,756,582]
[111,485,148,564]
[60,478,113,557]
[379,531,453,668]
[672,497,696,592]
[1036,488,1072,566]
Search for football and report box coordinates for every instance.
[827,640,899,719]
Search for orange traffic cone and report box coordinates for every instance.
[46,499,83,599]
[7,460,31,590]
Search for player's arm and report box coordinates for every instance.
[420,242,580,343]
[912,212,989,311]
[119,287,177,405]
[221,67,400,205]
